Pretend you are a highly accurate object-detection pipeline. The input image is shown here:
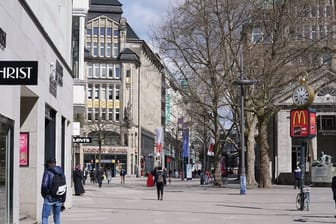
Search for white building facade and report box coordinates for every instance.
[0,0,73,223]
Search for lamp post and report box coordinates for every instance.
[233,78,256,195]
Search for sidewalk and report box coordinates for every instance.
[57,177,336,224]
[20,177,336,223]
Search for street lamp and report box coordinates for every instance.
[233,78,256,195]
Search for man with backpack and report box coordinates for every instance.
[154,167,166,200]
[41,158,67,224]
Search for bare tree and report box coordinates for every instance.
[153,0,336,187]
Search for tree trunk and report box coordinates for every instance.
[246,113,258,186]
[214,160,222,186]
[257,114,272,188]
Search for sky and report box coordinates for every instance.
[119,0,174,43]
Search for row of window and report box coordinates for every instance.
[302,4,332,18]
[86,27,119,37]
[288,52,332,65]
[87,63,121,79]
[252,24,333,44]
[87,108,120,121]
[86,41,119,58]
[87,83,120,100]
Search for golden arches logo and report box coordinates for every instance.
[292,111,306,125]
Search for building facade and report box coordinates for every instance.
[76,0,165,177]
[0,0,73,223]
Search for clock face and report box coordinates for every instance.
[292,85,311,106]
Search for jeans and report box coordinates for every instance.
[42,197,61,224]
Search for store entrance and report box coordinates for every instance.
[0,115,13,224]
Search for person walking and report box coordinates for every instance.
[106,168,112,184]
[294,166,302,189]
[120,166,126,184]
[73,164,85,195]
[332,176,336,217]
[41,158,66,224]
[96,166,103,188]
[154,167,166,200]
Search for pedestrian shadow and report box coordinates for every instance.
[294,216,336,223]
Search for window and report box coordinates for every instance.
[101,64,107,78]
[95,110,99,120]
[86,28,92,35]
[303,25,310,40]
[86,41,91,54]
[115,64,120,79]
[87,63,93,78]
[101,85,106,100]
[93,27,99,35]
[107,27,112,36]
[295,26,303,41]
[115,84,120,100]
[114,30,119,37]
[94,64,100,78]
[312,25,317,40]
[108,86,113,100]
[88,108,92,120]
[107,64,113,78]
[102,108,106,120]
[108,110,113,120]
[100,27,105,36]
[93,42,98,57]
[320,25,325,39]
[106,43,111,57]
[87,84,92,99]
[311,6,317,17]
[252,26,262,44]
[326,5,331,17]
[100,42,105,57]
[115,108,120,121]
[323,52,332,65]
[94,85,99,99]
[113,43,119,57]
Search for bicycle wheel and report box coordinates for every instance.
[296,193,301,210]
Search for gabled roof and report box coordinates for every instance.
[91,0,122,6]
[118,48,140,65]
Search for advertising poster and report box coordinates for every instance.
[20,132,29,166]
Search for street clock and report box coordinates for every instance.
[292,78,315,107]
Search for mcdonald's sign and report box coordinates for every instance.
[290,109,316,138]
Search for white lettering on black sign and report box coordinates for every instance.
[73,137,92,143]
[0,61,38,85]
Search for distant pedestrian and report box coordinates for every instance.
[96,167,103,188]
[73,164,85,195]
[332,176,336,218]
[106,168,112,184]
[154,167,166,200]
[41,158,66,224]
[120,167,126,184]
[82,166,88,185]
[293,166,302,189]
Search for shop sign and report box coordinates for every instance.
[290,109,316,138]
[73,136,91,143]
[0,61,38,85]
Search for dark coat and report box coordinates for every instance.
[154,170,166,185]
[332,176,336,200]
[73,168,85,195]
[41,165,66,203]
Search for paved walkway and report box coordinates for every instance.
[56,177,336,224]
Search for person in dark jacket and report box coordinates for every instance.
[41,158,66,224]
[154,167,166,200]
[332,176,336,217]
[96,166,103,188]
[73,164,85,195]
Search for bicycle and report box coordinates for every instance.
[296,187,310,211]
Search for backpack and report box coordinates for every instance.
[157,173,164,183]
[50,173,67,198]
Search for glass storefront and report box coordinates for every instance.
[0,115,13,224]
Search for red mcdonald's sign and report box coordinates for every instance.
[290,109,316,138]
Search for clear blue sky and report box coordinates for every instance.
[119,0,173,43]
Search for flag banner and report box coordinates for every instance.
[155,127,163,153]
[183,128,189,158]
[207,136,215,156]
